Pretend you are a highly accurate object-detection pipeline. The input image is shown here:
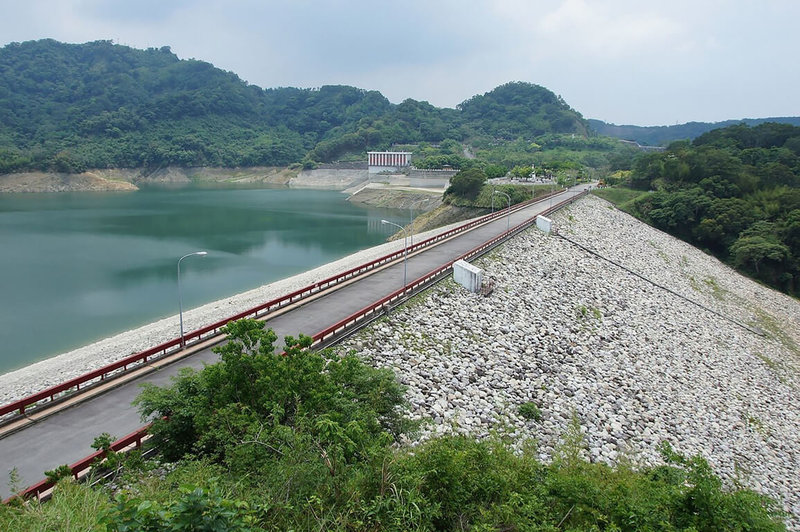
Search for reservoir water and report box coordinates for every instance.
[0,186,409,375]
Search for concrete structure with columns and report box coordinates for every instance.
[367,151,412,174]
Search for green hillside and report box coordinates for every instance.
[589,117,800,147]
[618,122,800,296]
[0,40,589,174]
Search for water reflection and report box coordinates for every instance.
[0,187,409,374]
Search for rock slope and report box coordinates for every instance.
[338,194,800,526]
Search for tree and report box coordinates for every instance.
[730,234,790,276]
[444,168,487,200]
[484,163,507,178]
[134,319,409,466]
[510,165,533,179]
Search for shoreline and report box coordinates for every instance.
[0,217,467,407]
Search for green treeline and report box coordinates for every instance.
[1,320,786,531]
[624,122,800,295]
[0,40,588,174]
[588,117,800,147]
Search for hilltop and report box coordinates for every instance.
[589,117,800,146]
[0,39,586,174]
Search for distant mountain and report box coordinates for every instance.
[0,39,586,173]
[588,117,800,147]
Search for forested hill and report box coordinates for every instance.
[589,117,800,147]
[0,39,587,173]
[625,122,800,296]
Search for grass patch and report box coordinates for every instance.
[703,276,726,300]
[592,186,649,212]
[744,412,770,437]
[575,304,602,321]
[751,308,800,358]
[756,352,779,372]
[1,479,110,532]
[518,401,542,421]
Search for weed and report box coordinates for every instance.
[703,276,726,300]
[518,402,542,422]
[688,275,702,292]
[754,353,789,384]
[744,412,769,437]
[755,352,779,372]
[554,413,587,467]
[751,308,800,357]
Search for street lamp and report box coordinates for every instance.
[493,190,511,232]
[177,251,207,348]
[381,219,408,287]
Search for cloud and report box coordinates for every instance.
[0,0,798,124]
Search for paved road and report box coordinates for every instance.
[0,187,587,498]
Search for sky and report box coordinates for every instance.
[1,0,798,126]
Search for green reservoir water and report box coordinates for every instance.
[0,186,409,375]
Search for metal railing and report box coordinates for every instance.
[4,424,152,503]
[0,190,563,421]
[4,189,586,503]
[312,191,587,348]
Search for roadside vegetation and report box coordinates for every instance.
[442,167,560,210]
[1,319,787,531]
[591,186,650,213]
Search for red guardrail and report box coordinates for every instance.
[311,190,588,348]
[5,424,152,503]
[4,189,587,504]
[0,189,565,420]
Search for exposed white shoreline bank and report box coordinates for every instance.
[0,218,467,407]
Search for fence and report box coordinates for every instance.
[4,424,152,503]
[5,189,587,502]
[0,190,563,421]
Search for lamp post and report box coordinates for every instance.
[493,190,511,232]
[381,220,408,287]
[177,251,207,348]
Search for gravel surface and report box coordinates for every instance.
[338,195,800,527]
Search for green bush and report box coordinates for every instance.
[135,319,411,465]
[444,168,487,200]
[518,401,542,421]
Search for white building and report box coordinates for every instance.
[367,151,412,174]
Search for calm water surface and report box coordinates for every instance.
[0,186,409,374]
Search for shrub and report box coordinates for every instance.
[518,401,542,421]
[444,168,487,199]
[134,319,411,466]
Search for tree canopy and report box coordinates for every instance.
[0,40,596,174]
[625,122,800,295]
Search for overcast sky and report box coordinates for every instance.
[1,0,798,126]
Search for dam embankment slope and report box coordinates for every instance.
[337,194,800,525]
